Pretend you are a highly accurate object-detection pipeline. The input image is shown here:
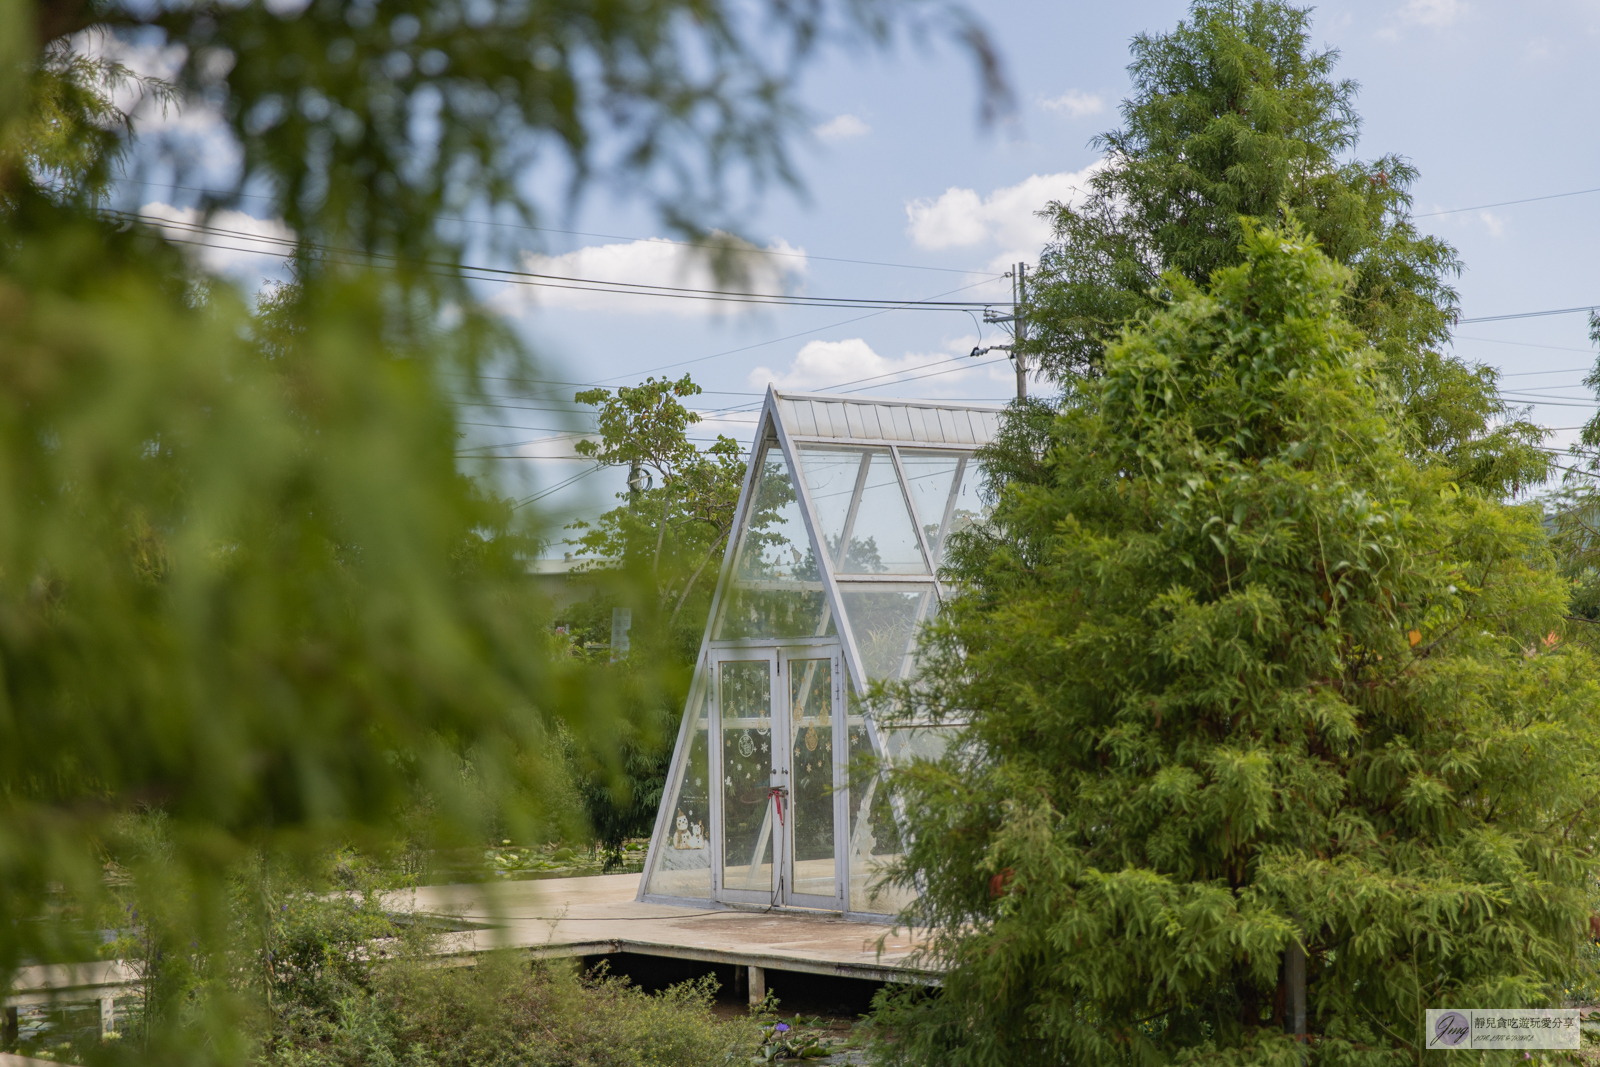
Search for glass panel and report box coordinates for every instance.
[846,683,914,916]
[719,658,774,893]
[944,458,989,550]
[884,724,960,764]
[896,453,961,566]
[787,656,836,899]
[643,681,712,899]
[797,449,866,566]
[735,446,819,583]
[714,443,838,640]
[715,586,835,640]
[799,447,928,575]
[839,586,936,682]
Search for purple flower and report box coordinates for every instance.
[775,1023,789,1033]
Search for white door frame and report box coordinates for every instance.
[775,644,846,910]
[708,643,846,909]
[709,647,779,906]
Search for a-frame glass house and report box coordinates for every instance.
[637,387,1002,919]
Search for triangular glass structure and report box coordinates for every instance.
[638,388,1002,916]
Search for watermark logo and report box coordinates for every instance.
[1429,1011,1470,1048]
[1424,1009,1579,1050]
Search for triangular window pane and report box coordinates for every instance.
[798,447,928,575]
[641,678,711,899]
[896,453,961,567]
[734,443,819,582]
[715,442,835,639]
[845,677,910,915]
[839,585,937,682]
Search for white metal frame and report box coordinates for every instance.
[637,387,1003,915]
[774,644,848,909]
[708,646,780,907]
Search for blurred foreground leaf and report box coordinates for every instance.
[0,0,1006,1060]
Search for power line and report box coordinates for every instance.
[466,355,1014,460]
[1496,382,1595,394]
[116,188,1600,337]
[113,175,1003,278]
[459,420,584,434]
[1455,336,1599,356]
[1478,396,1593,404]
[512,465,605,509]
[1459,304,1598,325]
[591,281,1007,383]
[1495,368,1591,380]
[126,208,998,309]
[147,220,1001,312]
[115,210,1019,393]
[1416,185,1600,218]
[453,372,763,396]
[127,206,1600,380]
[842,355,1010,392]
[456,431,590,454]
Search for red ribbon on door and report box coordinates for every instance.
[767,786,787,828]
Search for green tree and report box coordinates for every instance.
[1026,0,1546,496]
[1543,312,1600,625]
[560,376,744,865]
[875,224,1600,1066]
[569,375,746,630]
[0,0,1004,1059]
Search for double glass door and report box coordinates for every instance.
[710,644,844,909]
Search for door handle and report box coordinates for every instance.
[766,784,789,827]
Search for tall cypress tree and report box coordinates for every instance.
[1027,0,1546,497]
[875,225,1600,1066]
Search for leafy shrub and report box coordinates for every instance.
[266,954,759,1067]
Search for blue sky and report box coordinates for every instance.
[128,0,1600,541]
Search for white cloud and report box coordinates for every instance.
[814,114,871,142]
[76,29,242,185]
[748,335,1014,395]
[1378,0,1463,38]
[905,162,1104,268]
[1399,0,1462,27]
[497,235,806,317]
[1477,210,1506,237]
[751,339,895,390]
[138,202,295,278]
[1040,90,1105,118]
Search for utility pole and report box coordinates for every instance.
[973,261,1030,402]
[627,458,644,506]
[1012,262,1028,401]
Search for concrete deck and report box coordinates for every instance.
[397,873,936,985]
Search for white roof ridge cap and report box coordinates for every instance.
[770,389,1009,412]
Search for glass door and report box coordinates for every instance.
[711,650,778,905]
[709,644,845,909]
[778,646,844,909]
